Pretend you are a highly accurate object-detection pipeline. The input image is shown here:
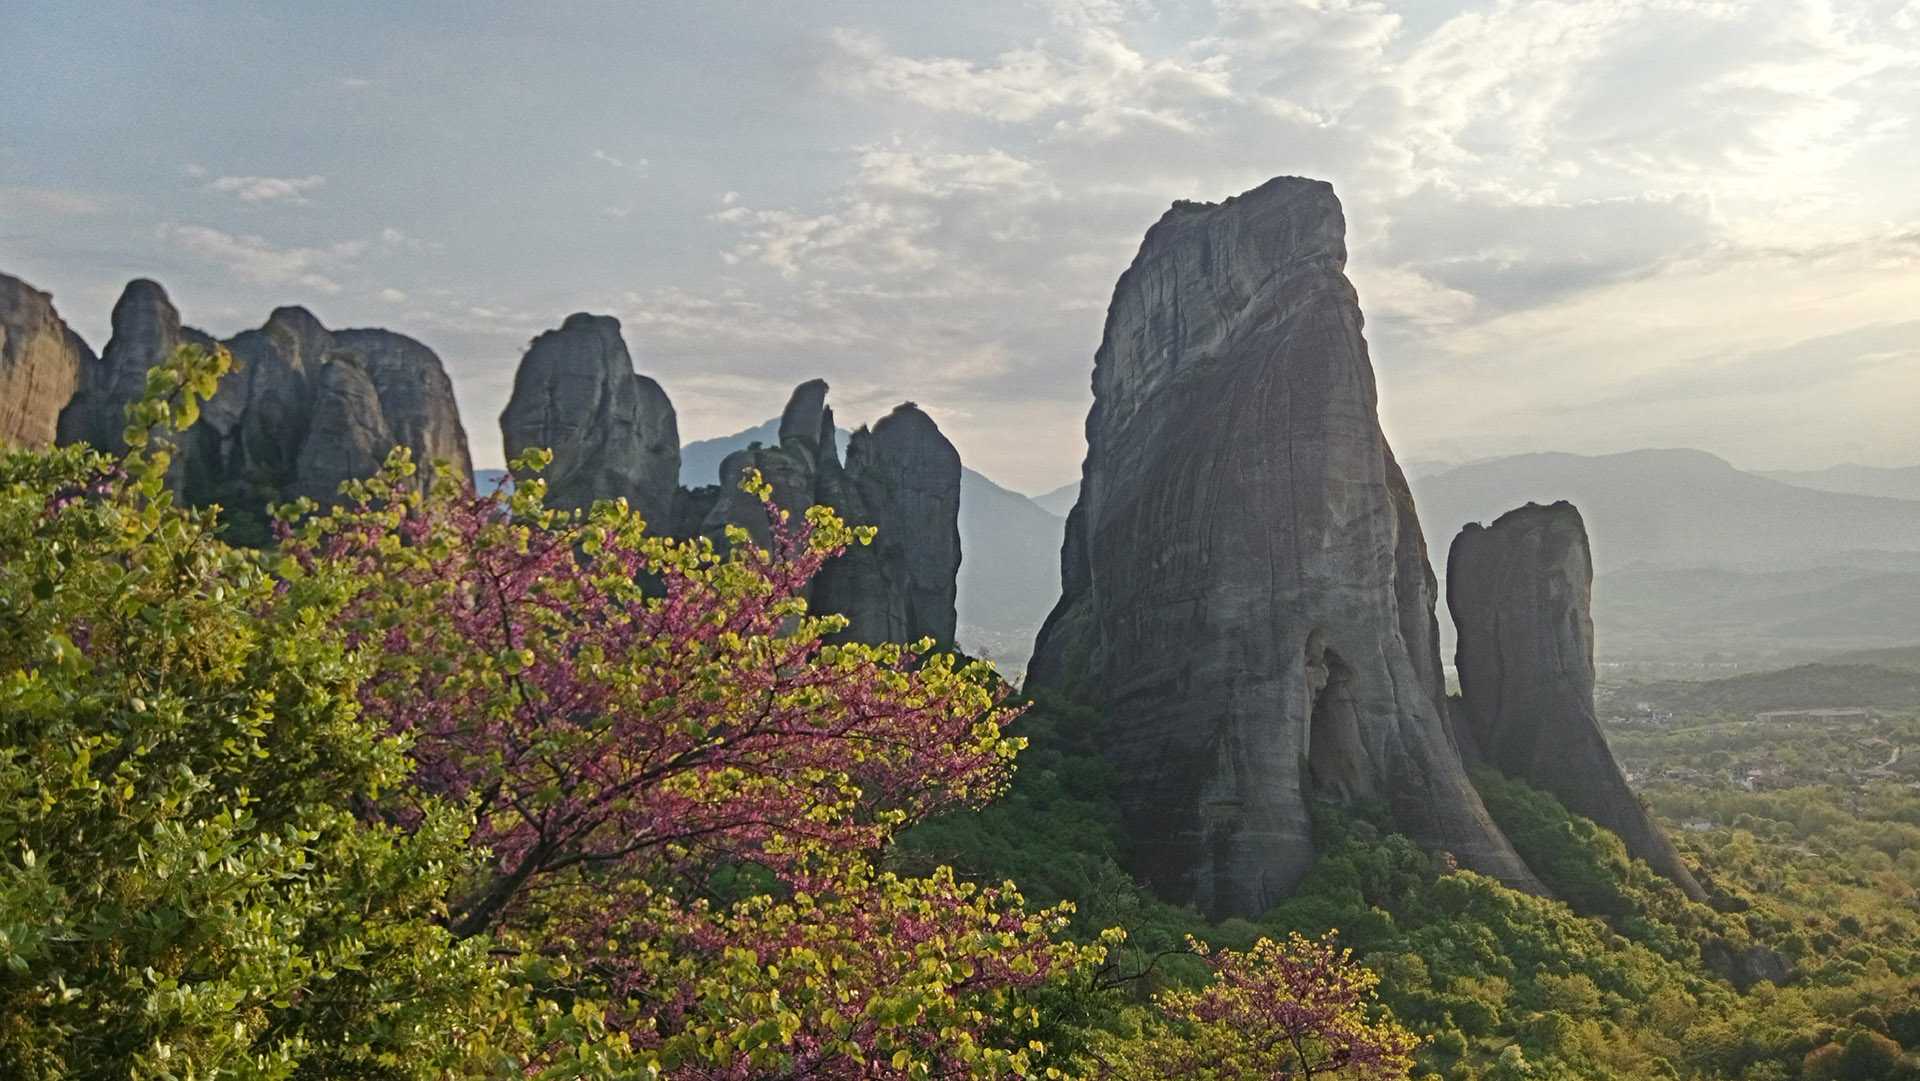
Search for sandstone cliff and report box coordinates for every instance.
[500,313,679,531]
[0,273,92,449]
[1029,177,1540,918]
[1448,501,1707,900]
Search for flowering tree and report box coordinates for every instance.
[1102,933,1421,1080]
[0,347,583,1079]
[7,343,1421,1080]
[279,444,1104,1075]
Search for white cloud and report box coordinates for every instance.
[155,223,364,293]
[591,148,649,175]
[378,287,408,303]
[206,174,326,204]
[826,26,1232,136]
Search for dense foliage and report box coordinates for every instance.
[908,689,1920,1080]
[0,345,1418,1079]
[0,361,545,1078]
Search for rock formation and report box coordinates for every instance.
[1028,177,1541,919]
[1448,501,1707,900]
[702,381,962,647]
[58,280,217,455]
[0,273,92,449]
[57,280,471,535]
[500,314,679,530]
[816,403,962,646]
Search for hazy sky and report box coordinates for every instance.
[5,0,1918,492]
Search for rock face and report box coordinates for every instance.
[59,280,217,455]
[58,280,472,535]
[500,314,679,530]
[0,273,92,449]
[1028,177,1540,919]
[1448,501,1708,900]
[816,404,962,646]
[703,381,962,646]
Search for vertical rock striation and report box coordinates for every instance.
[500,313,679,530]
[0,273,92,449]
[1029,177,1539,919]
[1448,501,1707,900]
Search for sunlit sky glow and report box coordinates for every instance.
[5,0,1919,492]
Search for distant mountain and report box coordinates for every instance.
[1412,448,1920,574]
[1031,482,1079,517]
[1412,448,1920,664]
[474,467,511,493]
[681,420,850,489]
[1602,661,1920,716]
[1758,462,1920,501]
[677,419,1063,678]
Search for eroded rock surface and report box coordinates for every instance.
[1029,177,1539,918]
[500,313,679,530]
[0,273,92,449]
[816,403,961,646]
[1448,501,1708,900]
[59,280,217,455]
[703,381,961,647]
[58,281,471,535]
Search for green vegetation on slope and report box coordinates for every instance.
[905,689,1920,1080]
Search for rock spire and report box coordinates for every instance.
[1447,501,1707,900]
[1029,177,1541,918]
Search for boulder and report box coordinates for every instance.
[0,273,91,449]
[500,313,679,530]
[1029,177,1540,918]
[1448,501,1708,900]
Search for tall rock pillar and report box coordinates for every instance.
[1448,501,1708,900]
[1029,177,1539,918]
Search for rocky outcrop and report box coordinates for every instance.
[703,381,961,647]
[59,280,217,455]
[1448,501,1708,900]
[1701,939,1791,991]
[816,404,962,646]
[500,314,679,530]
[57,281,472,536]
[0,273,92,449]
[1028,177,1540,919]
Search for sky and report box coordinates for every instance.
[4,0,1919,494]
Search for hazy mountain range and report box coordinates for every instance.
[488,440,1920,676]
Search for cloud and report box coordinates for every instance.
[1380,187,1719,313]
[205,174,326,204]
[155,223,363,293]
[378,287,408,303]
[0,186,104,216]
[825,25,1232,136]
[591,148,649,175]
